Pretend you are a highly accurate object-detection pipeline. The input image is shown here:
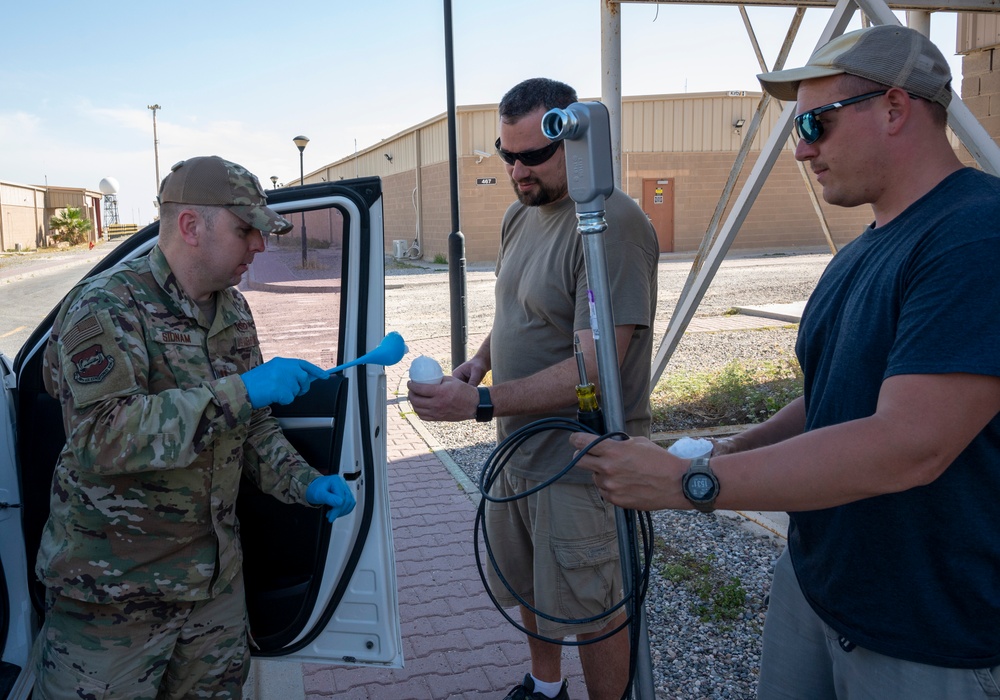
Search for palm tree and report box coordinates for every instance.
[49,207,93,246]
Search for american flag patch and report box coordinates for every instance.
[61,315,104,351]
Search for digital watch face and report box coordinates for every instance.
[688,474,715,500]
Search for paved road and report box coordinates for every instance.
[0,242,123,357]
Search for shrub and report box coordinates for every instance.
[49,207,93,246]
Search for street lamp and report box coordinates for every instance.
[270,176,278,189]
[293,135,310,268]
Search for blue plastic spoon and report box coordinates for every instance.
[324,331,407,376]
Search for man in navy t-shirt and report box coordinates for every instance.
[570,25,1000,699]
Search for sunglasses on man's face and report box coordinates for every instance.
[494,137,562,167]
[793,90,888,145]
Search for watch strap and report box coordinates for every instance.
[475,386,494,422]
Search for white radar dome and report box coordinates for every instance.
[99,177,120,195]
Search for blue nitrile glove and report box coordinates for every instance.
[305,475,357,523]
[241,357,327,409]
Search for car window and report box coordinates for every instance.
[244,206,346,367]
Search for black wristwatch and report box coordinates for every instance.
[682,456,720,513]
[475,386,494,422]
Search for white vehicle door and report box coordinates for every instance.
[0,178,402,698]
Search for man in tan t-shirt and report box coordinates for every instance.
[409,78,659,700]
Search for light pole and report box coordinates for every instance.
[293,135,310,268]
[148,104,162,194]
[270,176,278,189]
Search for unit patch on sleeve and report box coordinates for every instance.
[71,344,115,383]
[62,307,139,408]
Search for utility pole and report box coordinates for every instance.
[148,104,162,193]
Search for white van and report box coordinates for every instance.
[0,179,403,697]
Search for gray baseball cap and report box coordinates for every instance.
[757,25,952,108]
[158,156,293,235]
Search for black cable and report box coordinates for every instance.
[473,416,655,699]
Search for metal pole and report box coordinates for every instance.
[147,104,161,192]
[600,0,622,187]
[542,102,655,699]
[444,0,468,367]
[299,149,307,268]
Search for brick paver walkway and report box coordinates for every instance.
[300,336,588,699]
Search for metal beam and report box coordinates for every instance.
[648,0,859,391]
[644,0,1000,390]
[618,0,1000,11]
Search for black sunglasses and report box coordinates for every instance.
[794,90,888,144]
[494,137,562,167]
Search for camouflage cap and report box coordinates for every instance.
[157,156,293,235]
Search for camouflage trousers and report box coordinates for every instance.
[33,571,249,699]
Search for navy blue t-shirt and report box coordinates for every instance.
[793,168,1000,668]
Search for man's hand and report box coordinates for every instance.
[452,355,489,385]
[241,357,326,408]
[569,432,688,511]
[407,376,479,422]
[306,475,357,523]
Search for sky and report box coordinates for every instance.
[0,1,962,225]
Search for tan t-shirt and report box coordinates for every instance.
[491,189,659,482]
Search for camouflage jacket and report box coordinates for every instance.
[37,244,319,604]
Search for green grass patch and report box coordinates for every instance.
[651,355,803,429]
[657,547,748,623]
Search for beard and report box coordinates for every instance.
[511,176,568,207]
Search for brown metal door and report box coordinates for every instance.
[642,178,674,253]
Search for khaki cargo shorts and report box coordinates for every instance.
[484,473,623,637]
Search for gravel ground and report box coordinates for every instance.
[399,251,828,699]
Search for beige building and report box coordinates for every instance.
[303,92,876,264]
[0,182,103,252]
[300,15,1000,266]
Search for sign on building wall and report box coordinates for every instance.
[476,178,497,185]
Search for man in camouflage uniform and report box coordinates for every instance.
[33,156,356,698]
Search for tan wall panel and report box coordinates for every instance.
[1,205,44,250]
[47,190,89,209]
[2,182,43,206]
[958,13,1000,54]
[420,120,450,166]
[1,183,45,250]
[624,93,777,153]
[462,108,500,155]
